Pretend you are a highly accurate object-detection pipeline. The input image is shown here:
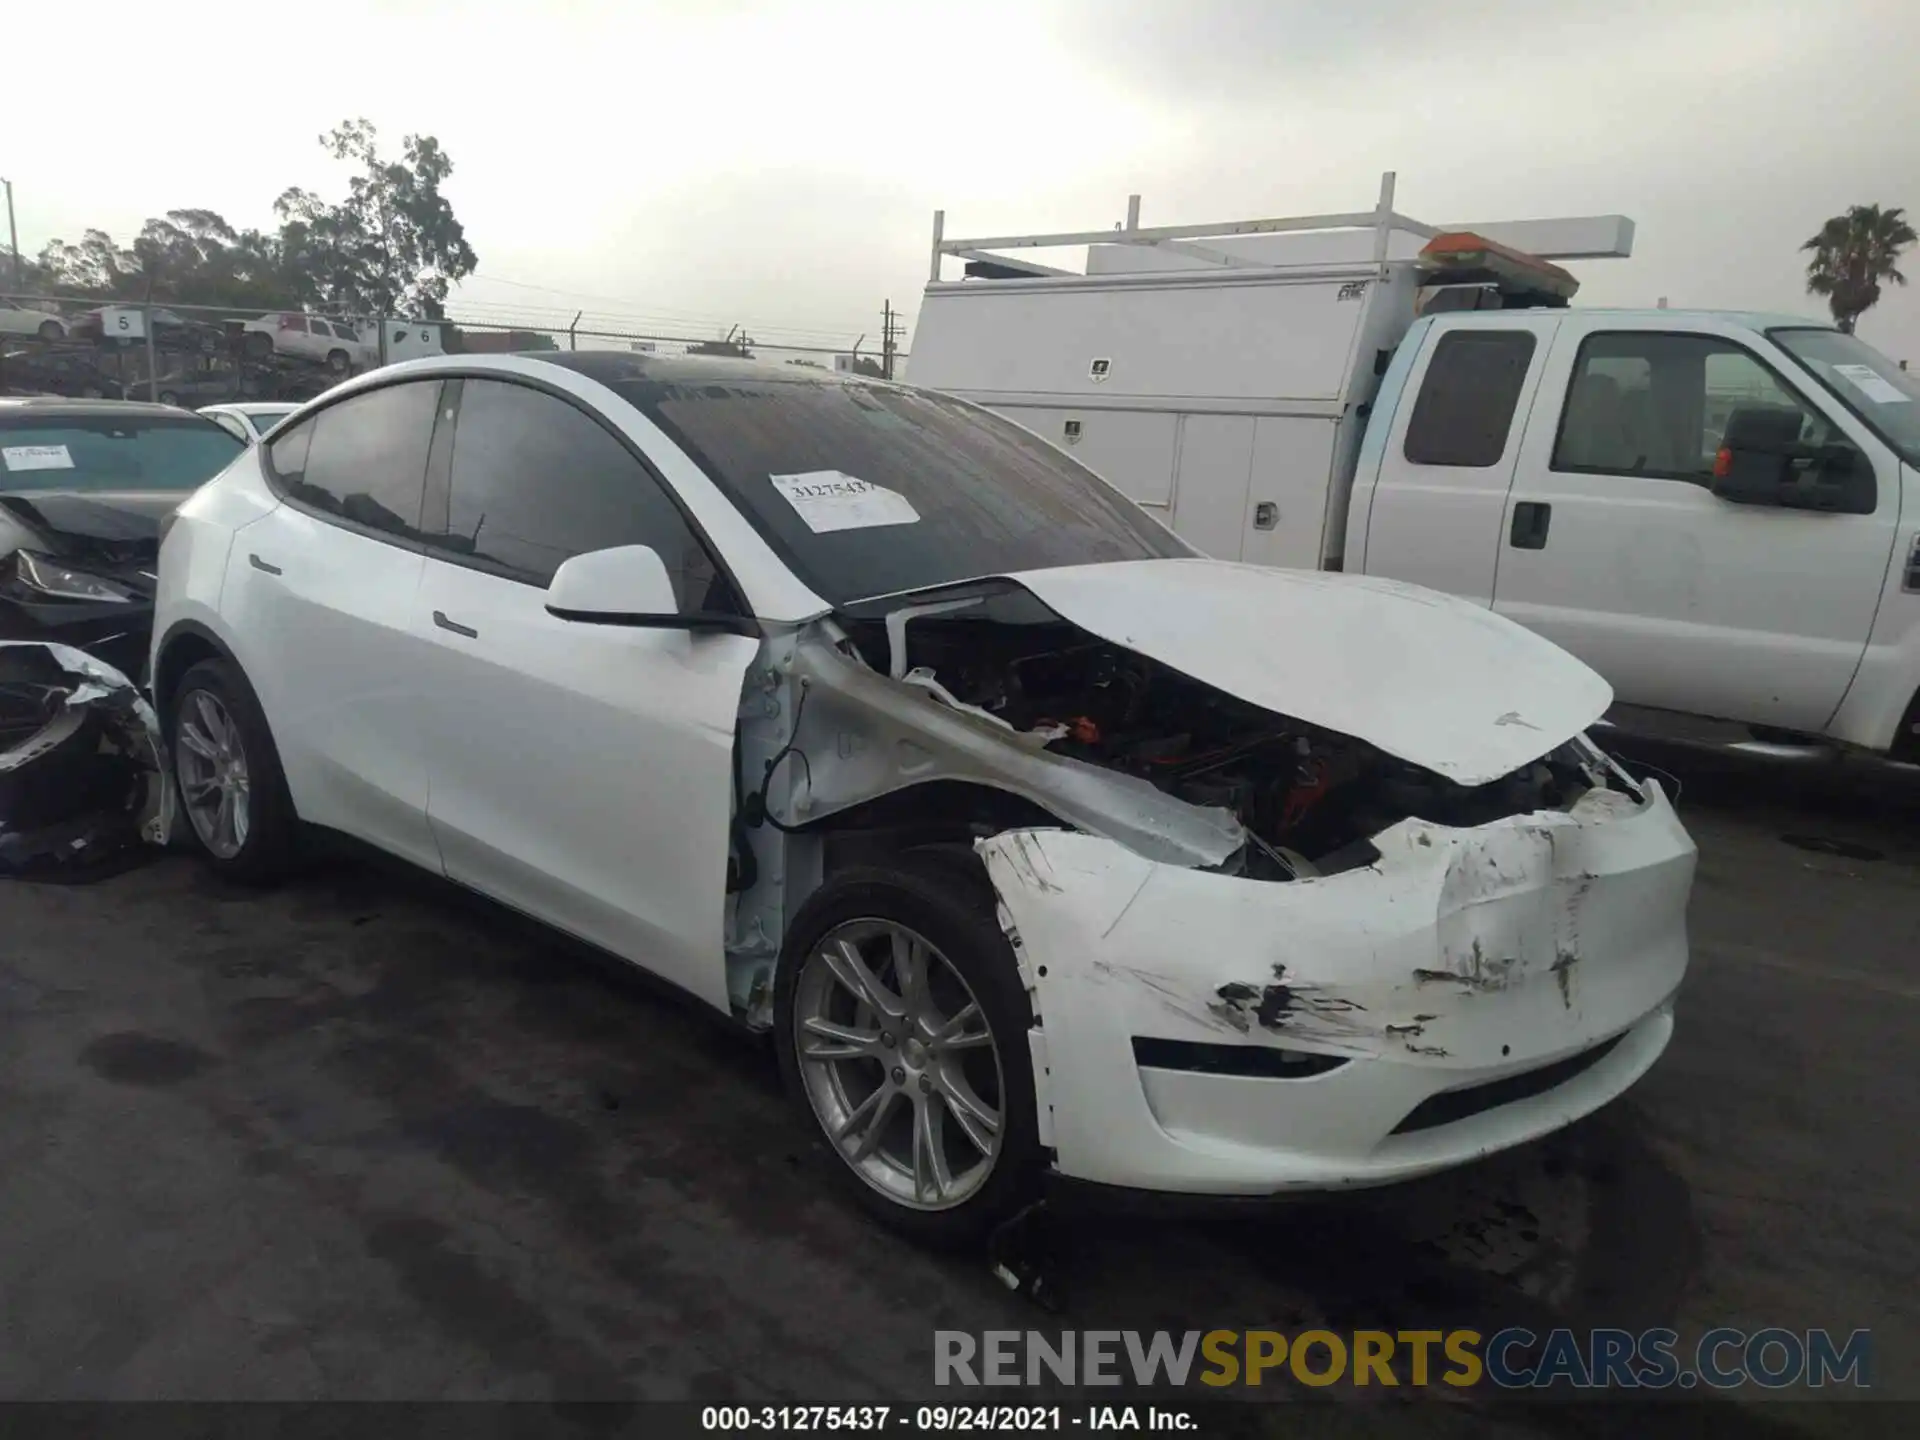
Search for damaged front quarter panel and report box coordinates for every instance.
[1,640,174,877]
[778,623,1246,868]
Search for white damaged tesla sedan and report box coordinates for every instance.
[151,353,1697,1244]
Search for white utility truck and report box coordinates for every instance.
[905,174,1920,763]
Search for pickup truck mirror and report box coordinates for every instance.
[1710,406,1875,515]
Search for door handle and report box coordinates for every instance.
[1510,501,1552,550]
[432,610,478,639]
[248,553,282,575]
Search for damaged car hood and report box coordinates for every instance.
[0,491,170,564]
[977,559,1613,787]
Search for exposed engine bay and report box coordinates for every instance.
[835,600,1608,882]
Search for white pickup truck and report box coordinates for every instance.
[905,175,1920,763]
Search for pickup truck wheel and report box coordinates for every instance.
[37,320,63,341]
[326,349,349,374]
[167,658,299,884]
[243,331,274,359]
[774,858,1040,1249]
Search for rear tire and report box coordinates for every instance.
[37,320,63,341]
[774,856,1041,1248]
[326,349,349,374]
[166,658,299,884]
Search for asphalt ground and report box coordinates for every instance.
[2,739,1914,1436]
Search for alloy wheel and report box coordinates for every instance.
[794,919,1005,1211]
[175,689,251,859]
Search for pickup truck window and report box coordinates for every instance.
[1403,331,1536,468]
[1554,332,1843,484]
[1771,328,1920,468]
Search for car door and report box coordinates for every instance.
[217,378,445,868]
[410,375,759,1011]
[276,313,311,360]
[1490,320,1899,732]
[1359,316,1562,604]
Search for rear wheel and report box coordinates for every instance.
[167,658,298,883]
[326,348,350,374]
[37,319,63,341]
[774,858,1041,1247]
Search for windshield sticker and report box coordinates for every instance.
[1,444,76,472]
[1832,363,1912,406]
[770,471,921,533]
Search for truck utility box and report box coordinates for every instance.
[906,174,1628,570]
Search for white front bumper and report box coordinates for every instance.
[977,783,1697,1196]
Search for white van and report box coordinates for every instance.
[906,176,1920,762]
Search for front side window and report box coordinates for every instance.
[310,319,334,338]
[1554,332,1842,483]
[606,369,1190,606]
[1402,330,1538,468]
[1770,327,1920,467]
[266,380,440,539]
[430,378,732,610]
[0,415,243,493]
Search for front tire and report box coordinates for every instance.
[326,349,349,374]
[167,658,298,883]
[774,857,1041,1248]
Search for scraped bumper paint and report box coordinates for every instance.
[976,782,1696,1195]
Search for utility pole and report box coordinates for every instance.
[881,299,903,380]
[3,178,20,291]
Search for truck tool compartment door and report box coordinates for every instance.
[1490,320,1896,732]
[1361,315,1562,604]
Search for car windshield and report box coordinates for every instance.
[611,370,1191,605]
[0,416,244,493]
[1769,328,1920,466]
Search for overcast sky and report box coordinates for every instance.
[6,0,1918,359]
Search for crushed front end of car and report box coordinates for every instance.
[730,561,1696,1198]
[0,641,173,878]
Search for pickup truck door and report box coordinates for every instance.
[1359,314,1563,603]
[1489,317,1899,733]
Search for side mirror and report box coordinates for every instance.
[545,545,756,634]
[1710,406,1874,515]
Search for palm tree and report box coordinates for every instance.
[1802,204,1917,333]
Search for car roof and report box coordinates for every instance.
[535,351,873,389]
[0,397,223,422]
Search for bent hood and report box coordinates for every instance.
[998,559,1612,786]
[0,491,171,566]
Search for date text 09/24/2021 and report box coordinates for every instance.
[700,1407,1192,1432]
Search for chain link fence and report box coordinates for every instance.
[2,291,911,407]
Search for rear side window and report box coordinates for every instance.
[1403,331,1537,467]
[266,380,440,540]
[429,378,732,609]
